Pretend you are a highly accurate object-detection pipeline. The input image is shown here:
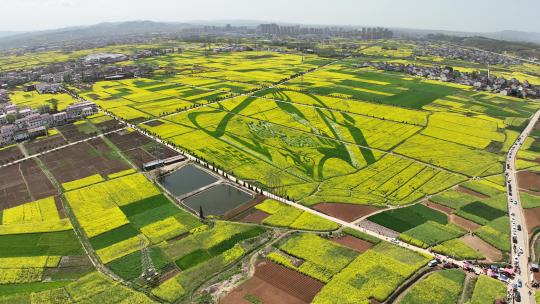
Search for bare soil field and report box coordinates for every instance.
[424,201,454,215]
[331,235,373,252]
[39,139,129,183]
[450,214,481,231]
[220,260,324,304]
[456,185,489,199]
[517,170,540,194]
[24,135,67,155]
[313,203,380,222]
[460,235,502,262]
[93,120,124,133]
[0,145,24,165]
[21,159,58,200]
[238,210,271,224]
[0,159,57,210]
[107,130,178,168]
[145,120,164,127]
[0,164,31,209]
[57,123,97,143]
[525,207,540,235]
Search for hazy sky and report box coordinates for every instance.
[1,0,539,33]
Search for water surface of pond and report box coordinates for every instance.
[183,184,253,216]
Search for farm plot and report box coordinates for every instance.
[0,271,156,303]
[106,129,179,169]
[0,196,71,235]
[152,221,266,302]
[267,233,358,283]
[398,269,465,304]
[394,134,502,177]
[312,242,429,303]
[81,77,233,121]
[254,199,339,231]
[399,221,466,248]
[39,138,130,184]
[155,105,465,206]
[432,239,485,260]
[281,65,460,109]
[64,172,206,278]
[0,159,58,210]
[0,145,24,165]
[8,91,78,111]
[221,259,324,304]
[469,275,507,304]
[368,203,448,233]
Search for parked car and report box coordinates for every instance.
[428,259,439,267]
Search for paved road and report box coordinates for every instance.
[506,109,540,303]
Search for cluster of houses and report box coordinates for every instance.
[361,61,540,99]
[0,100,98,146]
[415,43,521,66]
[0,48,179,89]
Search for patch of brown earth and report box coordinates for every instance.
[220,260,324,304]
[450,214,481,231]
[525,207,540,235]
[223,195,265,220]
[159,268,180,284]
[313,203,380,222]
[456,186,489,199]
[517,171,540,194]
[239,210,271,224]
[460,235,502,262]
[424,201,453,215]
[331,235,373,253]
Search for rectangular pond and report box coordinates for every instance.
[183,184,254,216]
[160,164,218,196]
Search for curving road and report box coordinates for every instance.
[506,109,540,304]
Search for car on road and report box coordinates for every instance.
[428,259,439,267]
[517,225,521,231]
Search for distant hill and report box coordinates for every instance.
[0,21,195,50]
[1,20,539,52]
[0,31,22,38]
[394,28,540,45]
